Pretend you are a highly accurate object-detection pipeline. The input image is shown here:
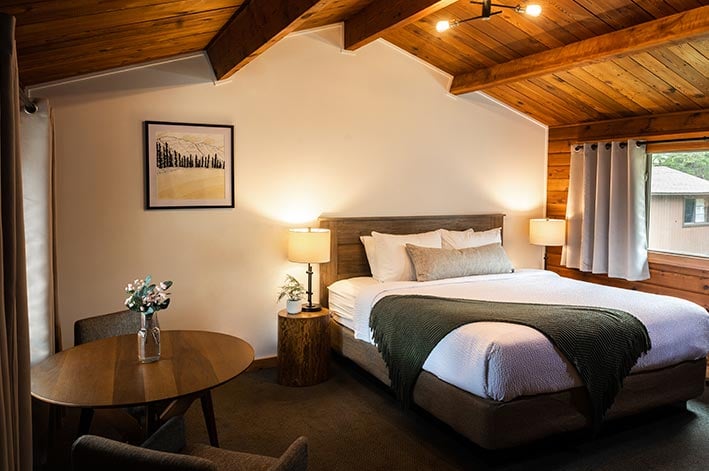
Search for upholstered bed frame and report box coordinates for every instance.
[317,214,706,449]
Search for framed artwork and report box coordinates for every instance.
[144,121,234,209]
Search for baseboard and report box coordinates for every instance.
[247,356,277,372]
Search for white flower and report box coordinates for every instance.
[123,275,173,314]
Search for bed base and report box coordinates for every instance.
[330,319,706,449]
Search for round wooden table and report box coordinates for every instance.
[31,330,254,446]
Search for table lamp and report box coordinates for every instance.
[529,218,565,269]
[288,228,331,312]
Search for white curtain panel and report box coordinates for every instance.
[561,140,650,281]
[21,99,57,364]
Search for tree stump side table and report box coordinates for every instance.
[277,308,330,386]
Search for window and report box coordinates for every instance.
[648,150,709,258]
[684,197,708,225]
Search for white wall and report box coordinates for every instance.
[36,25,548,357]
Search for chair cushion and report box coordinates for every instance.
[185,444,277,471]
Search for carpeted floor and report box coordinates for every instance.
[180,356,709,471]
[41,355,708,470]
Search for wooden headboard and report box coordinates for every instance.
[318,214,505,307]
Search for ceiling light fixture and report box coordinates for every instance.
[436,0,542,32]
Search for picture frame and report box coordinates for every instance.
[144,121,234,209]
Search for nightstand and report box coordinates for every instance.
[277,308,330,386]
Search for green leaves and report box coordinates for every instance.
[277,274,306,302]
[652,152,709,180]
[124,275,173,315]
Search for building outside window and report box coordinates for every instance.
[649,151,709,258]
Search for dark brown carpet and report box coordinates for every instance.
[182,356,709,471]
[39,356,708,470]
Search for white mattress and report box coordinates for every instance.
[328,269,709,402]
[328,277,379,330]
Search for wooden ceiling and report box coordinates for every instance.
[3,0,709,127]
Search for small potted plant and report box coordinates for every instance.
[277,274,305,314]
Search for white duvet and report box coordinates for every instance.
[329,269,709,402]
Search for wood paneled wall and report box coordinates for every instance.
[546,109,709,310]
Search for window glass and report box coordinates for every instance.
[649,151,709,258]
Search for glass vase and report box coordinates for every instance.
[138,313,161,363]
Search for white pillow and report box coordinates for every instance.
[439,228,473,249]
[371,230,442,282]
[360,235,377,272]
[440,227,501,249]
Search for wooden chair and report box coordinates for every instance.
[71,416,308,471]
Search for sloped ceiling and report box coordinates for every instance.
[3,0,708,127]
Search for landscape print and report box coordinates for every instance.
[145,122,234,208]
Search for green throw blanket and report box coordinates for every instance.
[369,295,651,429]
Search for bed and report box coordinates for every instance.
[318,214,708,449]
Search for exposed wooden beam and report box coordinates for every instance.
[344,0,458,51]
[450,5,709,95]
[548,109,709,143]
[207,0,327,81]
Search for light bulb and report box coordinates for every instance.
[436,20,451,32]
[525,4,542,16]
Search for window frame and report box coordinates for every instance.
[647,250,709,271]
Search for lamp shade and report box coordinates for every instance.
[288,228,331,263]
[529,219,565,246]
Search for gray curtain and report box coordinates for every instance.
[561,140,650,281]
[0,13,33,471]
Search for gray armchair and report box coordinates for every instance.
[72,416,308,471]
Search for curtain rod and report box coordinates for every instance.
[574,136,708,151]
[636,136,708,146]
[19,88,37,114]
[574,142,627,151]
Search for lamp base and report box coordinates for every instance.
[302,304,322,312]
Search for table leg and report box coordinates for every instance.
[145,404,160,438]
[78,408,94,436]
[200,391,219,447]
[47,404,59,449]
[160,397,196,422]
